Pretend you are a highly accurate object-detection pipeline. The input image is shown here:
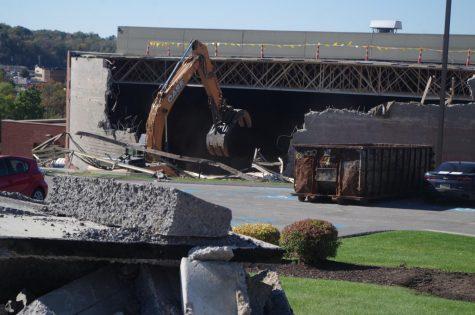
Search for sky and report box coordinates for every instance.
[1,0,474,37]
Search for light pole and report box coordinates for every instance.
[436,0,452,165]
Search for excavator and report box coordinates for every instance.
[145,40,253,158]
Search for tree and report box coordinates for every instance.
[0,23,116,68]
[0,94,13,119]
[0,68,6,81]
[10,88,43,120]
[0,81,15,99]
[0,81,15,119]
[39,82,66,118]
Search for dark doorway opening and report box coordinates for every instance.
[105,83,419,171]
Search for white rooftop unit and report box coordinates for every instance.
[370,20,402,33]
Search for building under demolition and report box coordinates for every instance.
[66,27,475,171]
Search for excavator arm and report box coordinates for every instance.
[145,40,252,157]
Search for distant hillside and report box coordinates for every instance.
[0,23,116,68]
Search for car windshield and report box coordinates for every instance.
[436,162,475,173]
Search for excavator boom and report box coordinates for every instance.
[145,40,252,158]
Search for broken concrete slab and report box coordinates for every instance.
[0,195,45,214]
[0,191,284,264]
[247,270,293,315]
[18,265,139,315]
[134,265,181,315]
[188,246,234,261]
[1,233,284,265]
[0,194,106,239]
[180,258,251,315]
[47,176,232,237]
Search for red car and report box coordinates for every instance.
[0,155,48,200]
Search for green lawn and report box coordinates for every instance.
[333,231,475,273]
[44,169,292,187]
[281,277,475,315]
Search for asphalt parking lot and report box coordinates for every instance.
[44,175,475,237]
[156,181,475,237]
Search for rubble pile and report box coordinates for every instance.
[0,175,291,314]
[286,102,475,175]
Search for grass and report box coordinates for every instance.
[43,169,155,181]
[333,230,475,273]
[43,169,292,187]
[281,277,475,315]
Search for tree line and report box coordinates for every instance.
[0,69,65,120]
[0,23,116,68]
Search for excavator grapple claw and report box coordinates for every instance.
[206,108,252,158]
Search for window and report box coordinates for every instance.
[456,164,475,174]
[7,159,29,174]
[436,162,475,174]
[0,159,8,176]
[436,162,456,172]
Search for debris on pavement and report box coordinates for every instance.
[0,175,288,314]
[75,130,257,181]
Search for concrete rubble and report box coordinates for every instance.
[247,271,294,315]
[1,175,290,314]
[181,247,251,315]
[188,246,235,261]
[286,102,475,175]
[18,265,182,315]
[14,248,291,315]
[47,176,232,237]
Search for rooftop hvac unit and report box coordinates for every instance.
[370,20,402,33]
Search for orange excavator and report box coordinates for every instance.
[145,40,253,158]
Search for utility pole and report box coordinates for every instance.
[436,0,452,165]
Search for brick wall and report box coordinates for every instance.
[1,120,65,157]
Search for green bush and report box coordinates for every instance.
[280,219,340,265]
[233,223,281,245]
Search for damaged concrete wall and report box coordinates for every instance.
[69,57,137,169]
[287,102,475,174]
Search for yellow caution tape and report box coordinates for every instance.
[147,40,473,54]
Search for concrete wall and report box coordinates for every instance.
[288,103,475,174]
[117,26,475,64]
[68,57,136,169]
[1,120,65,158]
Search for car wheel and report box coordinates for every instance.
[32,188,45,201]
[298,195,306,202]
[422,192,437,203]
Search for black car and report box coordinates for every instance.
[424,161,475,201]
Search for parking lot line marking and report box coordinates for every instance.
[449,207,475,213]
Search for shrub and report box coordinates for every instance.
[280,219,340,265]
[233,223,281,245]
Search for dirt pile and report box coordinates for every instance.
[248,261,475,302]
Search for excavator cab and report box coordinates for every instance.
[145,40,254,159]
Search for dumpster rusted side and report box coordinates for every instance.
[293,144,433,203]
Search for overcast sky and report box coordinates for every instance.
[1,0,474,37]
